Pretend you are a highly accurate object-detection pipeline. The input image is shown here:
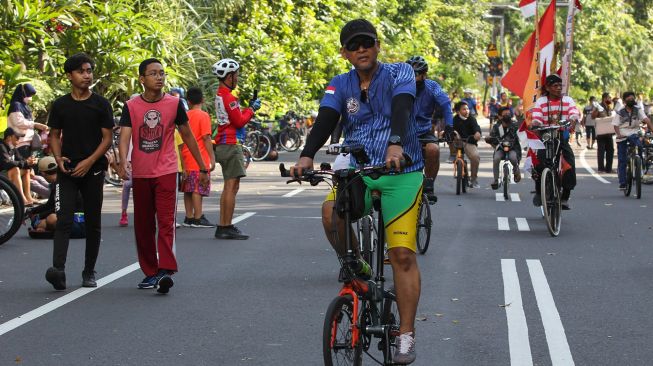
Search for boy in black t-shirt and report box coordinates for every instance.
[45,53,114,290]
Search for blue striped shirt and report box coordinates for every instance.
[320,62,424,173]
[414,79,453,135]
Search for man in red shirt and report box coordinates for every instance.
[211,58,261,240]
[118,58,208,294]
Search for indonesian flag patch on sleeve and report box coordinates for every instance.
[325,86,336,95]
[228,101,238,110]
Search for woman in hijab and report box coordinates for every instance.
[7,83,49,159]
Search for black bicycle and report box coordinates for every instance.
[642,132,653,184]
[280,145,406,365]
[244,119,273,161]
[0,175,25,245]
[277,111,303,152]
[533,121,570,237]
[623,134,643,199]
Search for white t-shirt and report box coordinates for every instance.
[612,107,648,142]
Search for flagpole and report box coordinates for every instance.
[561,0,577,95]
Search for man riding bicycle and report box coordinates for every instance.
[405,55,453,202]
[613,91,653,190]
[531,74,580,210]
[291,19,422,364]
[488,106,521,189]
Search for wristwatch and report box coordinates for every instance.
[199,169,209,174]
[388,135,402,146]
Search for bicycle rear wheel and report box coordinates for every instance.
[323,294,363,366]
[635,155,642,199]
[0,176,24,245]
[416,194,431,255]
[625,159,633,197]
[455,160,463,195]
[279,128,301,152]
[503,163,510,200]
[541,168,561,237]
[359,215,375,266]
[243,131,260,156]
[251,134,271,161]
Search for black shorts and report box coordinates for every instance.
[418,132,439,145]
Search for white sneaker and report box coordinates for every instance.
[393,332,416,364]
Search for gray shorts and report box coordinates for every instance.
[214,144,246,180]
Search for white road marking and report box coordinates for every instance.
[282,188,305,197]
[256,215,321,219]
[498,217,510,231]
[580,148,610,184]
[496,193,506,202]
[510,193,521,202]
[0,212,257,337]
[527,259,575,366]
[515,218,530,231]
[501,259,534,366]
[0,263,141,337]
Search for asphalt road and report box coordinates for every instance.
[0,127,651,366]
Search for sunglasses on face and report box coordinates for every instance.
[345,37,376,52]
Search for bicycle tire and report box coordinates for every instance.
[243,131,260,156]
[416,194,431,255]
[104,167,122,187]
[503,163,510,201]
[380,288,399,364]
[455,160,463,195]
[541,168,561,237]
[323,294,363,366]
[359,215,374,266]
[462,163,468,194]
[635,155,642,199]
[279,128,301,152]
[242,146,252,170]
[625,158,633,197]
[251,133,271,161]
[0,177,24,245]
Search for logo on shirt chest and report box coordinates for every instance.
[139,109,163,153]
[346,97,360,115]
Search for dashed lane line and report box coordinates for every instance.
[501,259,534,366]
[282,188,305,197]
[0,212,257,337]
[515,218,530,231]
[496,193,521,202]
[498,217,510,231]
[527,259,575,365]
[510,193,521,202]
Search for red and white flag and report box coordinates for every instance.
[522,148,540,173]
[519,0,537,18]
[517,120,545,150]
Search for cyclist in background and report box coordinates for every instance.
[612,91,653,190]
[406,55,453,202]
[530,74,580,210]
[452,101,482,188]
[488,106,521,189]
[291,19,422,364]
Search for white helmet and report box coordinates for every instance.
[211,58,240,79]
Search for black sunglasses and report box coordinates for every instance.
[345,37,377,52]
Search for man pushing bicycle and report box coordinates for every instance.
[291,19,422,365]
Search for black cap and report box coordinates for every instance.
[545,74,562,85]
[340,19,378,46]
[3,127,25,139]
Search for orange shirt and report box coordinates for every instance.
[181,109,212,171]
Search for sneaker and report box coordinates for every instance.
[471,179,480,189]
[157,272,174,294]
[491,180,499,190]
[514,170,521,183]
[422,178,437,203]
[45,267,66,290]
[191,215,216,228]
[137,275,158,289]
[181,217,194,227]
[119,211,128,227]
[82,270,97,288]
[214,225,249,240]
[393,332,416,365]
[561,200,571,210]
[619,184,626,190]
[532,194,542,207]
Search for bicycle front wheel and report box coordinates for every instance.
[279,128,301,152]
[323,295,363,366]
[455,160,463,195]
[416,194,431,255]
[381,288,399,364]
[625,158,633,197]
[503,163,510,200]
[251,133,271,161]
[0,176,24,245]
[541,168,561,237]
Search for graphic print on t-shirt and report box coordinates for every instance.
[215,96,230,126]
[139,109,164,153]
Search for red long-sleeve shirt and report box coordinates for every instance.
[214,86,254,145]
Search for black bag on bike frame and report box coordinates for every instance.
[334,169,367,222]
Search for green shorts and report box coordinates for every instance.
[325,171,422,252]
[215,144,246,180]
